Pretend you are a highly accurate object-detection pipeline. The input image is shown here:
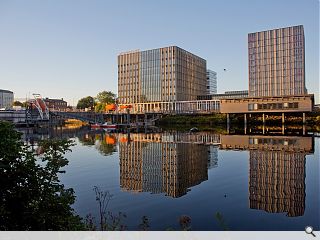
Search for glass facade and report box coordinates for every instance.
[206,69,217,94]
[197,90,248,100]
[248,25,306,97]
[118,46,207,104]
[140,49,162,102]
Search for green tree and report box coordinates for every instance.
[96,91,116,104]
[95,102,106,113]
[0,121,85,230]
[76,96,94,110]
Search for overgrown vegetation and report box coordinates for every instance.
[0,121,85,230]
[0,120,232,231]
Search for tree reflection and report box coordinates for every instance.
[77,131,117,156]
[78,133,96,146]
[95,134,117,156]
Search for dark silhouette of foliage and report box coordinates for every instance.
[179,215,192,231]
[215,212,230,230]
[76,96,95,110]
[138,216,150,231]
[0,121,85,230]
[85,186,127,231]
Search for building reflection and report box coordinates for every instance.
[220,135,314,217]
[118,131,314,215]
[119,132,219,198]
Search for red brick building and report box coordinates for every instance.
[44,98,67,111]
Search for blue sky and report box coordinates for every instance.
[0,0,319,104]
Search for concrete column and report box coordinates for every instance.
[282,124,285,135]
[302,112,306,124]
[282,113,285,124]
[262,113,265,125]
[226,113,230,126]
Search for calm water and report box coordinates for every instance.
[24,127,319,231]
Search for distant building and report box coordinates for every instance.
[248,25,306,97]
[220,94,314,114]
[206,69,217,94]
[118,46,207,105]
[0,89,14,109]
[197,90,248,100]
[221,25,313,114]
[44,98,67,111]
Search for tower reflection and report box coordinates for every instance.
[220,135,314,217]
[118,131,314,216]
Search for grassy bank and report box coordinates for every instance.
[158,113,226,125]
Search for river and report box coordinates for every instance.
[21,126,319,231]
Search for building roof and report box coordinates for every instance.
[118,46,206,61]
[44,98,66,102]
[248,25,303,35]
[0,89,13,94]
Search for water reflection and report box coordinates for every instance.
[117,132,314,218]
[118,133,217,197]
[19,126,317,221]
[78,132,117,156]
[220,135,313,217]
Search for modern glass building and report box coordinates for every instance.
[197,90,248,100]
[118,46,207,104]
[206,69,217,94]
[248,25,306,97]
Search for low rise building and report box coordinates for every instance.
[0,89,14,109]
[44,98,67,111]
[220,94,314,114]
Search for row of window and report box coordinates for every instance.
[249,70,304,76]
[248,40,304,47]
[248,28,303,40]
[250,50,304,55]
[119,65,205,72]
[248,138,297,145]
[250,60,304,66]
[248,102,299,111]
[249,50,304,57]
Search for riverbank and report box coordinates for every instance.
[157,112,320,131]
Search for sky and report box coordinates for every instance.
[0,0,319,104]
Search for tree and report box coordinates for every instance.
[0,121,85,230]
[13,101,23,107]
[95,102,106,113]
[96,91,116,104]
[76,96,94,110]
